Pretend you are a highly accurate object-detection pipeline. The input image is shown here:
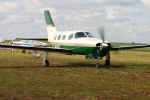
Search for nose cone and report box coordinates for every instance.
[102,43,108,47]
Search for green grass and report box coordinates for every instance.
[0,49,150,100]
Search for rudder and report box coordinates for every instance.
[44,10,55,27]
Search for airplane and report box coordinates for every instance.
[0,10,150,68]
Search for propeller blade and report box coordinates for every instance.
[98,27,105,42]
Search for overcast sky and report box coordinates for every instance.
[0,0,150,43]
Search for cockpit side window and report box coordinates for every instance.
[68,34,73,40]
[75,32,86,38]
[54,36,57,40]
[85,32,94,37]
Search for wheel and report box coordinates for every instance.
[105,51,110,66]
[96,63,100,69]
[44,60,49,67]
[105,59,110,65]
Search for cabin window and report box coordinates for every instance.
[68,34,73,40]
[75,32,86,38]
[62,35,66,40]
[57,35,61,40]
[54,36,57,40]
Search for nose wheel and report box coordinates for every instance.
[96,62,100,69]
[96,57,102,69]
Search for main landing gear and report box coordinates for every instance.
[43,51,50,67]
[105,51,110,66]
[96,52,110,69]
[96,58,101,69]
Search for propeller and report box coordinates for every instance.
[96,26,106,59]
[98,26,105,43]
[96,26,111,66]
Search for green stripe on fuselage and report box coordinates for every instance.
[60,45,97,55]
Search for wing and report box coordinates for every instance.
[111,45,150,51]
[0,44,72,54]
[15,38,48,41]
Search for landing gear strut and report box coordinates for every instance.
[96,60,100,69]
[96,58,101,69]
[105,51,110,65]
[105,43,111,66]
[43,51,50,67]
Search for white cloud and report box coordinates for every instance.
[81,12,100,18]
[0,15,33,24]
[5,2,17,7]
[141,0,150,6]
[0,0,150,43]
[64,16,72,20]
[106,10,118,20]
[0,2,17,12]
[96,0,140,5]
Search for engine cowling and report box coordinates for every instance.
[85,43,109,59]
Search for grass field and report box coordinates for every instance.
[0,48,150,100]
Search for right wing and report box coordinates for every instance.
[111,45,150,51]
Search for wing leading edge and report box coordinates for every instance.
[0,44,72,54]
[1,44,150,54]
[111,45,150,51]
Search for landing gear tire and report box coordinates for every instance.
[96,58,100,69]
[105,59,110,66]
[105,51,110,66]
[44,59,50,67]
[96,63,100,69]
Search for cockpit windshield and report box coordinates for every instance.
[75,32,94,38]
[85,32,94,37]
[75,32,86,38]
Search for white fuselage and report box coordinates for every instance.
[48,31,106,47]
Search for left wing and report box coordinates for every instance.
[0,44,72,54]
[111,45,150,51]
[15,38,48,41]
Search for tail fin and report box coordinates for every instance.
[44,10,55,26]
[44,10,56,42]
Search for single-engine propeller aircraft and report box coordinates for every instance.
[0,10,150,68]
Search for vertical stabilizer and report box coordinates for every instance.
[44,10,56,42]
[44,10,55,26]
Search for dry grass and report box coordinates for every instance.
[0,49,150,100]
